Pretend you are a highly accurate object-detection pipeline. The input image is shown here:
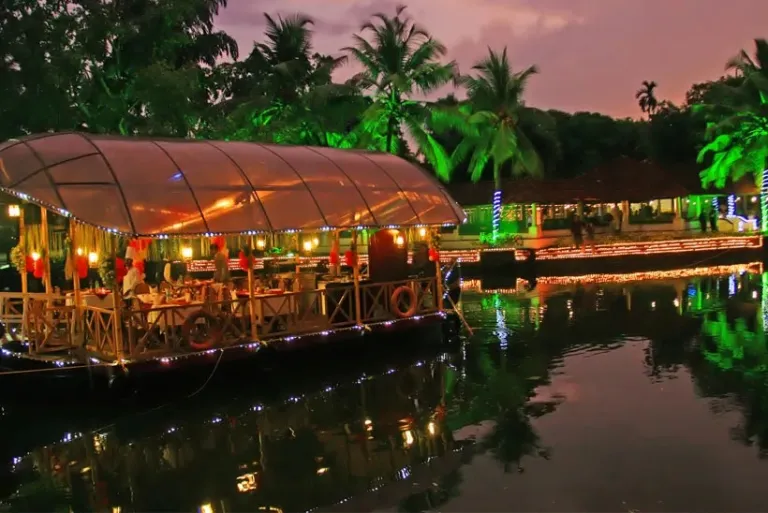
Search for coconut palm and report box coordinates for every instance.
[446,47,544,241]
[635,80,658,118]
[696,39,768,216]
[344,5,457,172]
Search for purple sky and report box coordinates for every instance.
[216,0,768,118]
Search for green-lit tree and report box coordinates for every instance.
[696,39,768,197]
[447,47,544,240]
[635,80,659,119]
[344,5,457,168]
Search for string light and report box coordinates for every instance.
[1,312,449,368]
[727,194,736,216]
[534,235,762,261]
[761,169,768,231]
[460,262,763,291]
[492,189,502,239]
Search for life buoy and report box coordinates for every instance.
[182,310,222,350]
[391,286,418,318]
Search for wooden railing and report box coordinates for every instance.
[0,292,74,352]
[3,277,441,361]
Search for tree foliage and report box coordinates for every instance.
[697,39,768,188]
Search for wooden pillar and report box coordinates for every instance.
[333,230,341,277]
[430,229,444,313]
[19,206,29,342]
[246,254,259,343]
[352,229,362,326]
[69,220,83,344]
[110,240,124,361]
[39,207,52,294]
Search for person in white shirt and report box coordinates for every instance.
[122,259,143,297]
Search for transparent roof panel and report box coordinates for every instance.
[0,133,465,235]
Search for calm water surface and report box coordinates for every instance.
[3,270,768,512]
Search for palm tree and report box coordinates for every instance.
[211,12,362,145]
[696,39,768,231]
[344,5,457,173]
[635,80,658,118]
[447,47,544,241]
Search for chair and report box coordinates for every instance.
[134,282,151,295]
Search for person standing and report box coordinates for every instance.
[584,218,596,253]
[610,203,622,233]
[570,215,584,250]
[211,244,230,284]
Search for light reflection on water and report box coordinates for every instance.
[4,269,768,512]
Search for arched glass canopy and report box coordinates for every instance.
[0,133,465,236]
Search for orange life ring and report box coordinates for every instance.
[182,310,223,350]
[391,286,418,318]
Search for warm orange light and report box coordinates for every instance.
[395,235,405,247]
[312,237,319,247]
[31,251,40,261]
[302,240,313,252]
[7,205,20,217]
[88,252,98,265]
[76,247,83,256]
[418,227,427,238]
[256,239,266,249]
[181,247,193,260]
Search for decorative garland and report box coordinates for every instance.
[10,245,26,274]
[98,259,116,289]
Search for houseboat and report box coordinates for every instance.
[442,157,764,277]
[0,132,465,393]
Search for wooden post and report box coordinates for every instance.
[352,229,362,326]
[431,229,444,312]
[333,230,341,277]
[247,254,260,343]
[110,240,124,362]
[39,207,52,295]
[69,220,83,345]
[19,206,29,343]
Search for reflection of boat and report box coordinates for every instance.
[3,353,458,513]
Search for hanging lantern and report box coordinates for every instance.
[428,248,439,262]
[238,250,250,271]
[344,249,357,267]
[25,255,34,273]
[76,255,89,279]
[33,258,44,279]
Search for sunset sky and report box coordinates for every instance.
[216,0,768,118]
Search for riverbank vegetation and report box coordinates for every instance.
[0,0,760,189]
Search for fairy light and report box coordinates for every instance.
[492,189,502,239]
[761,169,768,231]
[535,235,762,261]
[461,263,763,291]
[0,311,449,367]
[727,194,736,216]
[712,196,719,210]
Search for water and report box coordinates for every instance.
[3,269,768,512]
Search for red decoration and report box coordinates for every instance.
[428,248,439,262]
[76,255,88,279]
[33,258,44,279]
[213,236,226,249]
[134,260,145,275]
[115,257,127,284]
[25,256,34,273]
[344,250,357,267]
[238,250,250,271]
